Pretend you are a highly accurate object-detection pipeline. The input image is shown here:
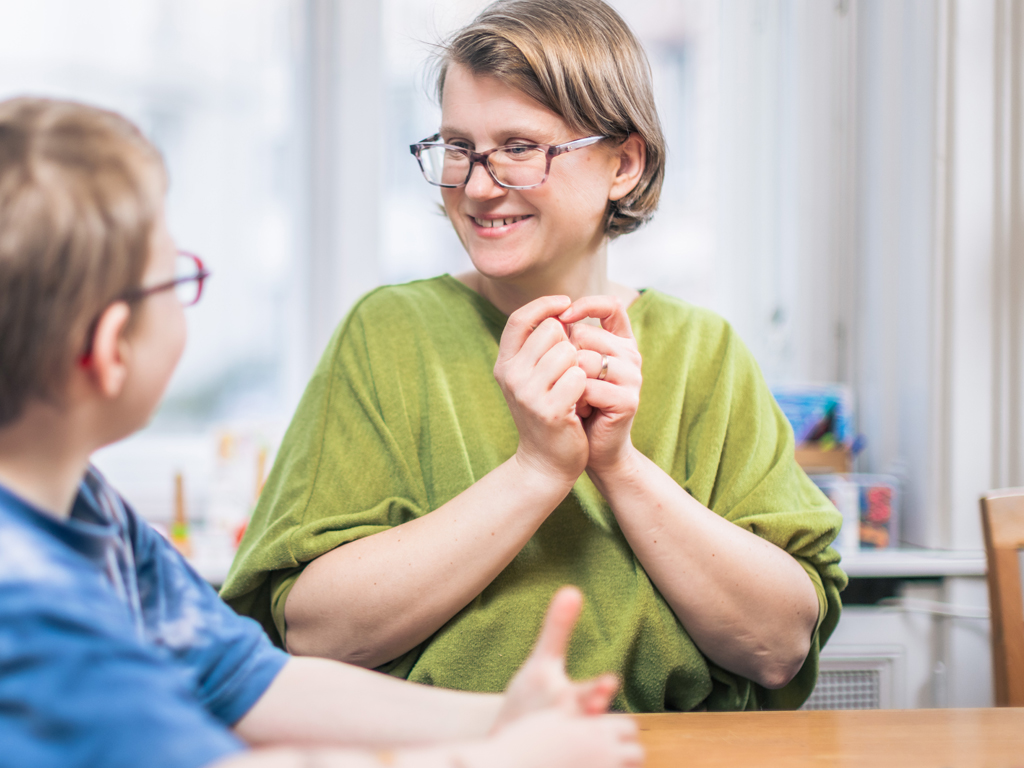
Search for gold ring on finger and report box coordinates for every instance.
[598,354,609,381]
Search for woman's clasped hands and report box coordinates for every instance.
[495,294,642,489]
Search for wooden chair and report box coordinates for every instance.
[980,488,1024,706]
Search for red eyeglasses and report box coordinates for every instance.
[121,251,211,307]
[78,251,211,366]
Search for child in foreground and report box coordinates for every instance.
[0,96,643,768]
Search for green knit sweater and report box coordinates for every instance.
[221,275,846,711]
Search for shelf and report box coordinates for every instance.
[840,548,986,578]
[795,444,853,474]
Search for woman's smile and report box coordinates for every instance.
[468,213,534,235]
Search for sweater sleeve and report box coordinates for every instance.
[220,295,431,647]
[676,318,847,709]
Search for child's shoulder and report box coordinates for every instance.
[0,469,140,594]
[0,484,87,591]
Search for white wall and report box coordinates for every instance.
[852,0,1024,552]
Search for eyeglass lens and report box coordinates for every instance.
[420,145,548,188]
[174,253,203,306]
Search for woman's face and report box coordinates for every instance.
[438,63,624,283]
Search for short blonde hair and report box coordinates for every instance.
[435,0,665,237]
[0,97,165,427]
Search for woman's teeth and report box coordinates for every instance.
[472,215,528,228]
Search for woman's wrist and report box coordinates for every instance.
[585,444,643,496]
[509,448,582,497]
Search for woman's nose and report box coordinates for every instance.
[464,162,506,201]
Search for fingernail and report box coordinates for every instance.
[559,310,572,320]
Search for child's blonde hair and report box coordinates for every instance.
[0,97,165,427]
[435,0,665,237]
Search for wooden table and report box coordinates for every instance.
[633,709,1024,767]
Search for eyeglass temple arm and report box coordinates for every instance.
[410,134,442,154]
[551,135,607,157]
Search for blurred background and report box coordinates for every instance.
[2,0,1022,709]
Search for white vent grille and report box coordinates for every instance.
[801,669,882,710]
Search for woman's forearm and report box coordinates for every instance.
[284,455,573,667]
[589,449,819,689]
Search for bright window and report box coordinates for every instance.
[0,0,299,533]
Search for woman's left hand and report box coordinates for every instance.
[558,296,642,478]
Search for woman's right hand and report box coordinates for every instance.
[494,295,589,487]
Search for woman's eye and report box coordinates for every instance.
[501,144,541,160]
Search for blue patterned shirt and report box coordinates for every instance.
[0,467,288,768]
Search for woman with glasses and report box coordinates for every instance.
[223,0,846,713]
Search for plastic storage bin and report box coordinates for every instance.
[810,473,900,552]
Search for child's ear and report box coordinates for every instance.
[86,301,133,399]
[609,133,647,202]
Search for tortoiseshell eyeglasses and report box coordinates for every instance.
[409,134,607,190]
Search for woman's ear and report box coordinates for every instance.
[86,301,133,399]
[608,133,647,202]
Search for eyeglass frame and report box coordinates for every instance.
[121,251,210,308]
[78,251,211,364]
[409,133,608,190]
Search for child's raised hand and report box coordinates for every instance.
[494,587,620,731]
[467,709,644,768]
